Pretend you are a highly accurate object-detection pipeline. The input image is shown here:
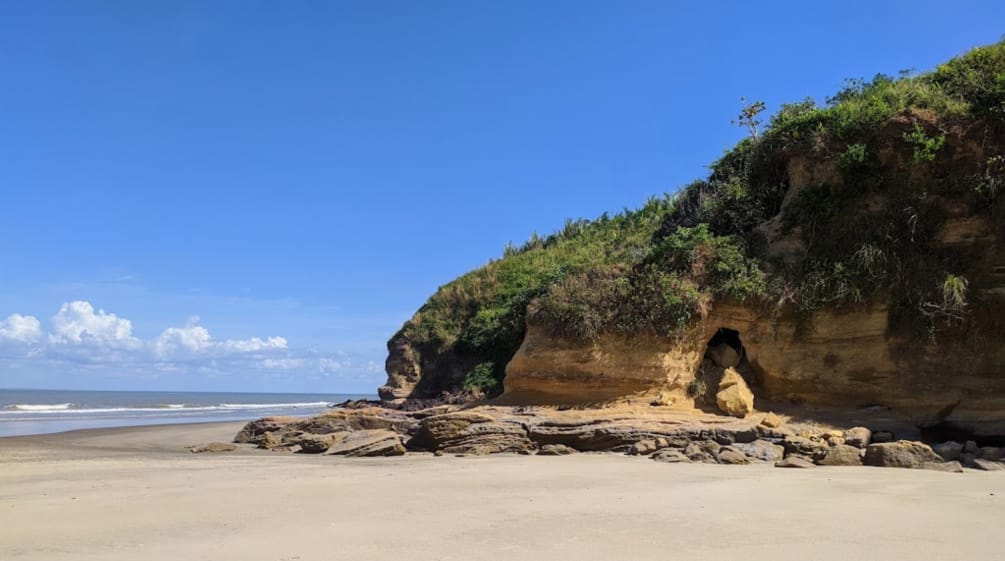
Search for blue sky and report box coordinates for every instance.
[1,1,1003,393]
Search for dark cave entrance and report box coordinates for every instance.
[701,327,760,388]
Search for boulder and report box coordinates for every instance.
[932,441,964,461]
[706,343,740,368]
[816,444,863,466]
[233,416,297,445]
[775,456,816,468]
[629,439,658,456]
[685,441,720,463]
[733,440,784,462]
[324,430,405,457]
[863,441,943,468]
[959,453,978,468]
[973,459,1005,471]
[843,427,872,448]
[715,368,754,418]
[188,442,237,453]
[783,435,828,459]
[980,446,1005,461]
[760,412,783,428]
[652,449,692,463]
[537,444,577,456]
[964,440,980,454]
[294,433,338,454]
[715,446,750,465]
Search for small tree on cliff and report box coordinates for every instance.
[732,97,766,140]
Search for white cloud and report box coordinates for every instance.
[1,300,384,388]
[49,301,139,347]
[0,314,42,344]
[154,316,287,358]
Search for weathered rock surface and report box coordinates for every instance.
[324,430,406,457]
[932,441,964,461]
[537,444,577,456]
[760,412,783,428]
[188,442,237,453]
[234,416,298,444]
[816,444,863,466]
[733,440,784,462]
[716,446,750,464]
[706,343,740,369]
[502,326,700,404]
[715,368,754,418]
[294,433,338,454]
[863,441,943,469]
[414,412,534,455]
[843,427,871,448]
[783,435,828,459]
[651,449,692,463]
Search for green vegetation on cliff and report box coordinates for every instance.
[390,41,1005,397]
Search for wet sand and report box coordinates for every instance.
[1,421,1004,561]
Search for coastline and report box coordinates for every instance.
[2,422,1005,561]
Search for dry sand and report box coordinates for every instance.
[2,421,1004,561]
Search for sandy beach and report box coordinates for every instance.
[0,422,1002,561]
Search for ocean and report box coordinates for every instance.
[0,388,375,438]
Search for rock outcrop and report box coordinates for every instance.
[715,368,754,418]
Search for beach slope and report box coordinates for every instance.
[2,422,1004,561]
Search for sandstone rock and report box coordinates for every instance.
[685,441,720,463]
[843,427,872,448]
[826,436,844,447]
[715,446,750,465]
[652,449,692,463]
[258,431,283,450]
[733,440,784,462]
[980,446,1005,461]
[932,441,964,461]
[760,412,782,428]
[629,439,658,456]
[706,343,740,368]
[715,368,754,418]
[188,442,237,453]
[537,444,577,456]
[871,430,895,443]
[324,430,405,457]
[783,435,828,459]
[234,416,298,445]
[649,392,675,407]
[964,440,980,454]
[959,453,978,468]
[973,459,1005,471]
[863,441,942,468]
[921,461,964,473]
[775,456,815,468]
[816,444,863,466]
[294,433,338,454]
[415,412,533,455]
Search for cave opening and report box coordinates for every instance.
[702,327,759,387]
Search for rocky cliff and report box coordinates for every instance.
[380,41,1005,437]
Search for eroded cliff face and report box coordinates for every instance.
[503,299,1005,427]
[501,327,703,404]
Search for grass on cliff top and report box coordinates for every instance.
[402,40,1005,395]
